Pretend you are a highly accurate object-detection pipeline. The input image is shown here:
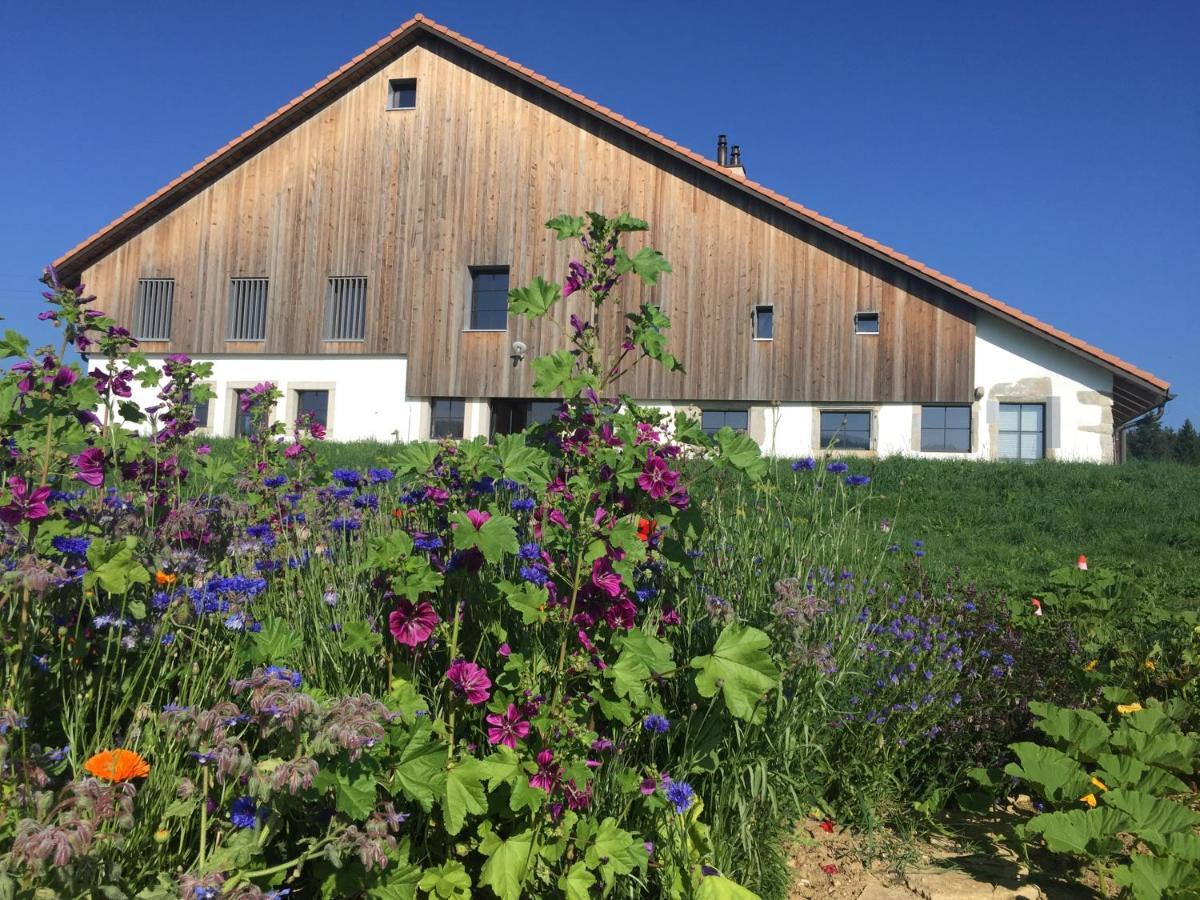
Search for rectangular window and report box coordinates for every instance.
[921,405,972,453]
[998,402,1044,461]
[134,278,174,341]
[469,267,509,330]
[820,410,872,450]
[296,389,330,428]
[854,311,880,335]
[701,409,749,437]
[233,389,255,437]
[490,400,562,436]
[325,276,367,341]
[754,305,774,340]
[194,398,210,428]
[227,278,268,341]
[431,398,465,439]
[388,78,417,110]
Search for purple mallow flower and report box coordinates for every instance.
[445,660,491,705]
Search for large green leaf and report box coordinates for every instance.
[1096,753,1190,795]
[246,619,303,665]
[715,429,767,480]
[584,818,642,890]
[557,863,596,900]
[508,276,562,318]
[545,214,585,239]
[389,722,446,811]
[478,824,534,900]
[1029,701,1111,760]
[1113,855,1200,900]
[499,580,549,625]
[606,630,675,706]
[1003,743,1092,805]
[615,246,673,285]
[696,873,761,899]
[493,433,550,490]
[531,350,577,397]
[1111,723,1198,775]
[418,861,472,899]
[691,624,778,723]
[333,771,378,821]
[392,441,440,476]
[442,759,487,836]
[84,537,150,595]
[1017,807,1128,857]
[1101,789,1200,847]
[450,512,518,564]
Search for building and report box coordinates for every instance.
[54,15,1171,462]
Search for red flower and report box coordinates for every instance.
[821,864,839,875]
[637,517,656,542]
[819,819,835,833]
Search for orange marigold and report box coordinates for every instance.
[84,748,150,782]
[155,570,177,586]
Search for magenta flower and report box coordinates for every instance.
[485,704,531,749]
[284,443,304,458]
[591,558,623,598]
[637,452,679,500]
[0,477,51,526]
[547,509,570,530]
[388,600,439,647]
[72,448,105,488]
[465,509,491,530]
[445,660,491,705]
[498,643,511,658]
[529,749,561,791]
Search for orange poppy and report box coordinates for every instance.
[84,748,150,782]
[637,517,656,542]
[155,570,177,587]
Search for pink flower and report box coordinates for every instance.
[195,445,212,456]
[497,643,511,658]
[547,509,570,530]
[72,447,106,488]
[591,558,622,598]
[0,477,51,526]
[529,749,561,791]
[577,630,597,654]
[465,509,491,530]
[485,704,530,749]
[445,660,491,705]
[636,452,679,500]
[388,600,439,647]
[1077,555,1088,570]
[284,443,304,458]
[639,777,657,795]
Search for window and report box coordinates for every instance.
[233,389,255,437]
[999,403,1044,461]
[431,398,465,439]
[296,390,329,428]
[227,278,268,341]
[469,267,509,330]
[134,278,174,341]
[325,277,367,341]
[921,405,971,453]
[388,78,417,110]
[701,409,749,437]
[194,397,210,429]
[820,410,872,450]
[490,400,561,436]
[854,311,880,335]
[754,305,774,340]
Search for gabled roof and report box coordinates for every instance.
[55,13,1170,411]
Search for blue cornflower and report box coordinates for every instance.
[51,535,91,555]
[826,461,849,474]
[912,539,925,548]
[791,457,816,471]
[330,517,361,533]
[332,469,363,487]
[353,493,379,510]
[230,795,261,829]
[224,613,247,630]
[331,487,355,501]
[368,468,394,484]
[520,566,549,587]
[518,542,541,560]
[414,535,443,551]
[1002,653,1015,667]
[845,474,871,487]
[473,476,496,494]
[635,587,657,603]
[991,665,1007,679]
[511,496,536,512]
[262,474,287,488]
[499,478,521,491]
[642,714,670,733]
[664,780,696,814]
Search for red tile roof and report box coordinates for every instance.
[54,14,1169,396]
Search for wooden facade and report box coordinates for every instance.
[72,31,980,404]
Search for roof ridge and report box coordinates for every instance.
[53,14,1169,394]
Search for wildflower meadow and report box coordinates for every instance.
[1,212,1197,899]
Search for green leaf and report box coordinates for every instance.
[508,276,562,318]
[545,215,585,239]
[475,745,522,791]
[1017,807,1129,857]
[1003,742,1092,805]
[531,349,577,397]
[390,722,447,811]
[611,213,649,233]
[493,433,550,490]
[696,873,761,899]
[392,441,440,476]
[585,818,641,889]
[558,863,596,900]
[83,537,150,595]
[442,760,487,836]
[499,580,548,625]
[334,771,378,821]
[450,512,518,564]
[715,429,767,480]
[246,619,303,666]
[606,630,675,705]
[364,531,415,570]
[615,246,672,285]
[1113,855,1200,900]
[508,778,546,814]
[1111,722,1198,775]
[1096,752,1190,794]
[478,825,534,900]
[0,328,29,358]
[1101,789,1200,847]
[1029,701,1111,760]
[342,620,383,655]
[690,624,779,723]
[418,861,473,899]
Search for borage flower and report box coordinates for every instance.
[388,600,439,648]
[485,704,530,749]
[445,660,491,705]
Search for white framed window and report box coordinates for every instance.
[820,410,872,450]
[921,405,971,453]
[999,403,1044,460]
[388,78,417,110]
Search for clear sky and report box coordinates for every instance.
[1,1,1196,423]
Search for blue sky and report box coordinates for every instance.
[1,1,1196,423]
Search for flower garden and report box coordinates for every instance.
[1,213,1197,899]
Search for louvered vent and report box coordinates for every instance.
[227,278,269,341]
[325,276,367,341]
[134,278,174,341]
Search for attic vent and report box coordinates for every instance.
[325,276,367,341]
[134,278,174,341]
[227,278,269,341]
[388,78,417,109]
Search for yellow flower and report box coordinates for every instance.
[154,828,170,843]
[1083,659,1098,672]
[1091,776,1109,792]
[1144,659,1156,671]
[1080,793,1097,808]
[1116,702,1144,715]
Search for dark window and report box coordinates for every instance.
[999,403,1044,461]
[754,305,774,340]
[134,278,174,340]
[820,410,872,450]
[325,277,367,340]
[233,389,255,438]
[490,400,562,436]
[388,78,417,109]
[854,311,880,335]
[296,390,330,428]
[701,409,749,437]
[431,398,465,439]
[469,267,509,330]
[227,278,268,341]
[921,405,971,452]
[194,397,210,428]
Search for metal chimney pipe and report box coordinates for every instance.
[730,145,741,166]
[717,134,728,166]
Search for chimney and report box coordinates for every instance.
[716,134,728,167]
[728,144,745,177]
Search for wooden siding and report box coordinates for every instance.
[78,35,974,403]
